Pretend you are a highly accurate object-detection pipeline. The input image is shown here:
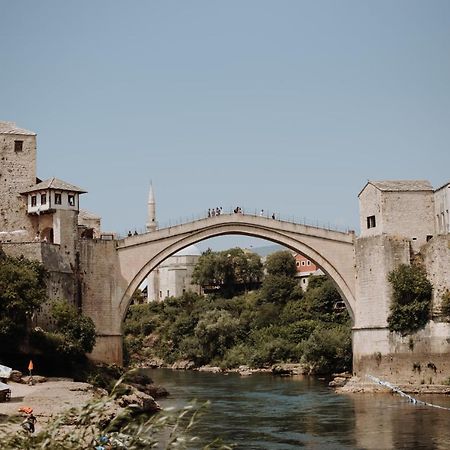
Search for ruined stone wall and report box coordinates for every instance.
[0,133,36,240]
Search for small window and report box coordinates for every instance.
[14,140,23,152]
[302,279,306,284]
[55,193,62,205]
[301,261,305,266]
[367,215,376,229]
[167,290,170,297]
[307,261,311,266]
[31,195,37,207]
[68,194,75,206]
[41,193,47,205]
[296,261,300,267]
[159,291,162,298]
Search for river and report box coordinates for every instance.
[146,369,450,449]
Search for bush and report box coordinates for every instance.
[387,264,432,335]
[301,325,352,374]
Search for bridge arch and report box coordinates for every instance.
[117,217,356,325]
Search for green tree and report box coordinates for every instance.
[30,301,96,360]
[0,251,48,348]
[192,248,263,297]
[264,251,297,277]
[387,263,432,335]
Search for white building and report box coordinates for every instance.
[146,244,202,301]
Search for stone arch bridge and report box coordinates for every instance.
[81,213,356,364]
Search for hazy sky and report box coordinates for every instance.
[1,1,449,248]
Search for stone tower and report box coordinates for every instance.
[146,182,157,232]
[0,121,37,241]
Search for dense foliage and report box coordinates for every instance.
[192,248,263,297]
[0,250,48,348]
[387,263,432,335]
[30,301,97,361]
[125,250,351,375]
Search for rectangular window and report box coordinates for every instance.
[41,193,47,205]
[14,140,23,152]
[55,193,62,205]
[307,261,311,266]
[367,215,376,229]
[301,261,305,266]
[159,291,162,298]
[68,194,75,206]
[31,195,37,207]
[167,290,170,297]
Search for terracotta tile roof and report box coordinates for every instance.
[0,121,36,136]
[20,177,87,194]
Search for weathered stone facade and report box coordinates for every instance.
[0,122,37,241]
[354,181,450,383]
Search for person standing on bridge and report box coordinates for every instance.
[260,209,264,217]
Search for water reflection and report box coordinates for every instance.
[146,369,450,449]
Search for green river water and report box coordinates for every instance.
[146,368,450,450]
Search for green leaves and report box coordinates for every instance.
[192,248,263,297]
[0,254,48,348]
[387,264,432,335]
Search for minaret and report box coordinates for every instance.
[146,182,157,232]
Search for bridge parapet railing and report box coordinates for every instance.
[118,207,353,239]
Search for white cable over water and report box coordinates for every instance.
[367,375,450,411]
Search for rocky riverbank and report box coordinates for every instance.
[0,372,166,436]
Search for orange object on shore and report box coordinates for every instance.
[18,406,33,414]
[28,360,33,371]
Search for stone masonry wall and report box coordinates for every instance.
[79,239,126,364]
[0,133,36,240]
[423,235,450,313]
[354,235,410,329]
[382,190,434,252]
[1,242,77,327]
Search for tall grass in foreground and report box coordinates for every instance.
[0,378,233,449]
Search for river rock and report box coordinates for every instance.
[171,360,195,370]
[130,382,169,399]
[23,375,47,384]
[10,370,23,383]
[117,387,160,413]
[198,366,222,373]
[329,377,348,387]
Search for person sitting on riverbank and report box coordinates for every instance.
[20,411,36,434]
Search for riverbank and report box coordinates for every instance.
[0,379,96,433]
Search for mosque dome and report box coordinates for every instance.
[174,244,202,257]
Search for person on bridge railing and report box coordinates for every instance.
[272,212,276,219]
[260,209,264,217]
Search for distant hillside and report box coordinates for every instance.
[251,244,286,257]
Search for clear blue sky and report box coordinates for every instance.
[1,1,449,247]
